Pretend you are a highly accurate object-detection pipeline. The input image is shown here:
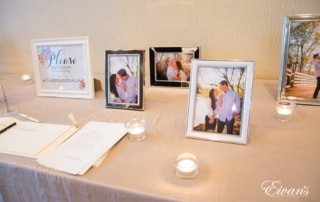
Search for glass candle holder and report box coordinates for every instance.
[174,153,199,179]
[126,118,146,142]
[0,83,9,114]
[275,101,296,121]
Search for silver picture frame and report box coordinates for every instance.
[105,50,145,111]
[186,59,254,145]
[278,14,320,105]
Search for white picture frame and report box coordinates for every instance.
[31,37,94,99]
[186,59,254,145]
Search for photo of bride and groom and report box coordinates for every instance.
[109,69,138,104]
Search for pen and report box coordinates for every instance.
[18,113,41,123]
[0,122,17,134]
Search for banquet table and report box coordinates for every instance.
[0,74,319,202]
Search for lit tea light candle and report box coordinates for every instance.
[277,107,291,115]
[126,118,146,141]
[21,74,32,84]
[175,153,199,179]
[275,101,296,121]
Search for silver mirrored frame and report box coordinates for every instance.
[278,14,320,105]
[105,50,145,111]
[186,59,254,145]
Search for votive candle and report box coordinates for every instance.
[126,118,146,141]
[175,153,199,179]
[275,101,296,121]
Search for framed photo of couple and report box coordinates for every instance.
[105,50,144,110]
[278,14,320,105]
[149,47,199,87]
[186,60,254,145]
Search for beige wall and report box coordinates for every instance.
[0,0,319,85]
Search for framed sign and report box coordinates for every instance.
[149,47,199,87]
[105,50,144,111]
[31,37,94,99]
[278,14,320,105]
[186,59,254,145]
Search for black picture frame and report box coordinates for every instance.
[105,50,144,110]
[149,47,199,87]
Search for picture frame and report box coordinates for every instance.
[31,37,94,99]
[149,47,199,87]
[186,59,254,145]
[278,14,320,105]
[105,50,144,111]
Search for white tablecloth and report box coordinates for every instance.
[0,74,319,202]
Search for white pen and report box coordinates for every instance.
[18,113,41,123]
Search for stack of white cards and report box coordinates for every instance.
[37,121,127,175]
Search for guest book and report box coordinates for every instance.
[0,117,77,158]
